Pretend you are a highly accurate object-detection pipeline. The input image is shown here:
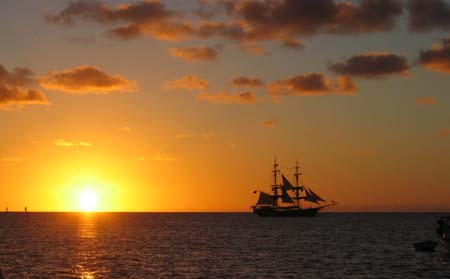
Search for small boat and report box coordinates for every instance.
[413,240,438,252]
[436,216,450,252]
[252,158,336,217]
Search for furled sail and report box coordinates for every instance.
[256,191,276,206]
[281,175,294,191]
[281,188,294,203]
[304,187,325,204]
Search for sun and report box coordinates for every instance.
[78,189,98,212]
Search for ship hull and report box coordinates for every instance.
[252,206,320,217]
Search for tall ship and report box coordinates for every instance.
[252,158,336,217]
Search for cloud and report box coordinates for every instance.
[408,0,450,32]
[169,46,219,62]
[176,132,213,139]
[214,0,403,47]
[329,52,410,78]
[282,38,304,50]
[0,64,49,108]
[260,119,276,127]
[38,66,137,94]
[153,153,175,161]
[196,91,257,104]
[439,129,450,138]
[268,73,357,97]
[45,0,193,41]
[55,139,91,147]
[176,133,194,139]
[44,0,404,52]
[241,43,270,55]
[162,74,209,91]
[232,76,265,87]
[118,126,131,132]
[418,38,450,74]
[200,131,214,139]
[416,97,437,105]
[1,156,24,163]
[0,65,34,86]
[66,36,96,45]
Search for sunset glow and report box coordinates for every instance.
[78,189,98,212]
[0,0,449,213]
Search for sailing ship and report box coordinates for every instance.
[252,158,336,217]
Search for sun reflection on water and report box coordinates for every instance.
[80,271,95,279]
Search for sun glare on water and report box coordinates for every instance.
[78,189,98,212]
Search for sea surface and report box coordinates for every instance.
[0,212,450,278]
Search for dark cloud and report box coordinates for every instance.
[46,0,403,49]
[196,91,257,104]
[268,73,357,97]
[169,46,220,61]
[38,66,137,94]
[418,38,450,74]
[0,65,34,86]
[329,52,410,78]
[408,0,450,32]
[45,0,193,41]
[0,65,48,108]
[220,0,403,44]
[232,76,264,87]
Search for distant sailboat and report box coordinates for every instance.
[252,158,336,217]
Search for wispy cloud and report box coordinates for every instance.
[1,156,24,163]
[439,129,450,138]
[176,133,194,139]
[176,132,213,140]
[169,46,220,62]
[162,75,209,91]
[416,97,437,106]
[200,131,214,139]
[260,119,276,127]
[55,139,91,147]
[232,76,265,87]
[118,126,131,132]
[196,91,257,104]
[153,153,175,161]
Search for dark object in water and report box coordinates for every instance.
[252,158,336,217]
[436,216,450,252]
[414,240,438,252]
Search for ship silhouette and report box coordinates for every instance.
[252,158,336,217]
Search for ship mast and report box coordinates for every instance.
[272,157,281,207]
[294,160,302,208]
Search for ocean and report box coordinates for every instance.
[0,212,449,278]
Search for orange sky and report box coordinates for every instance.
[1,0,450,212]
